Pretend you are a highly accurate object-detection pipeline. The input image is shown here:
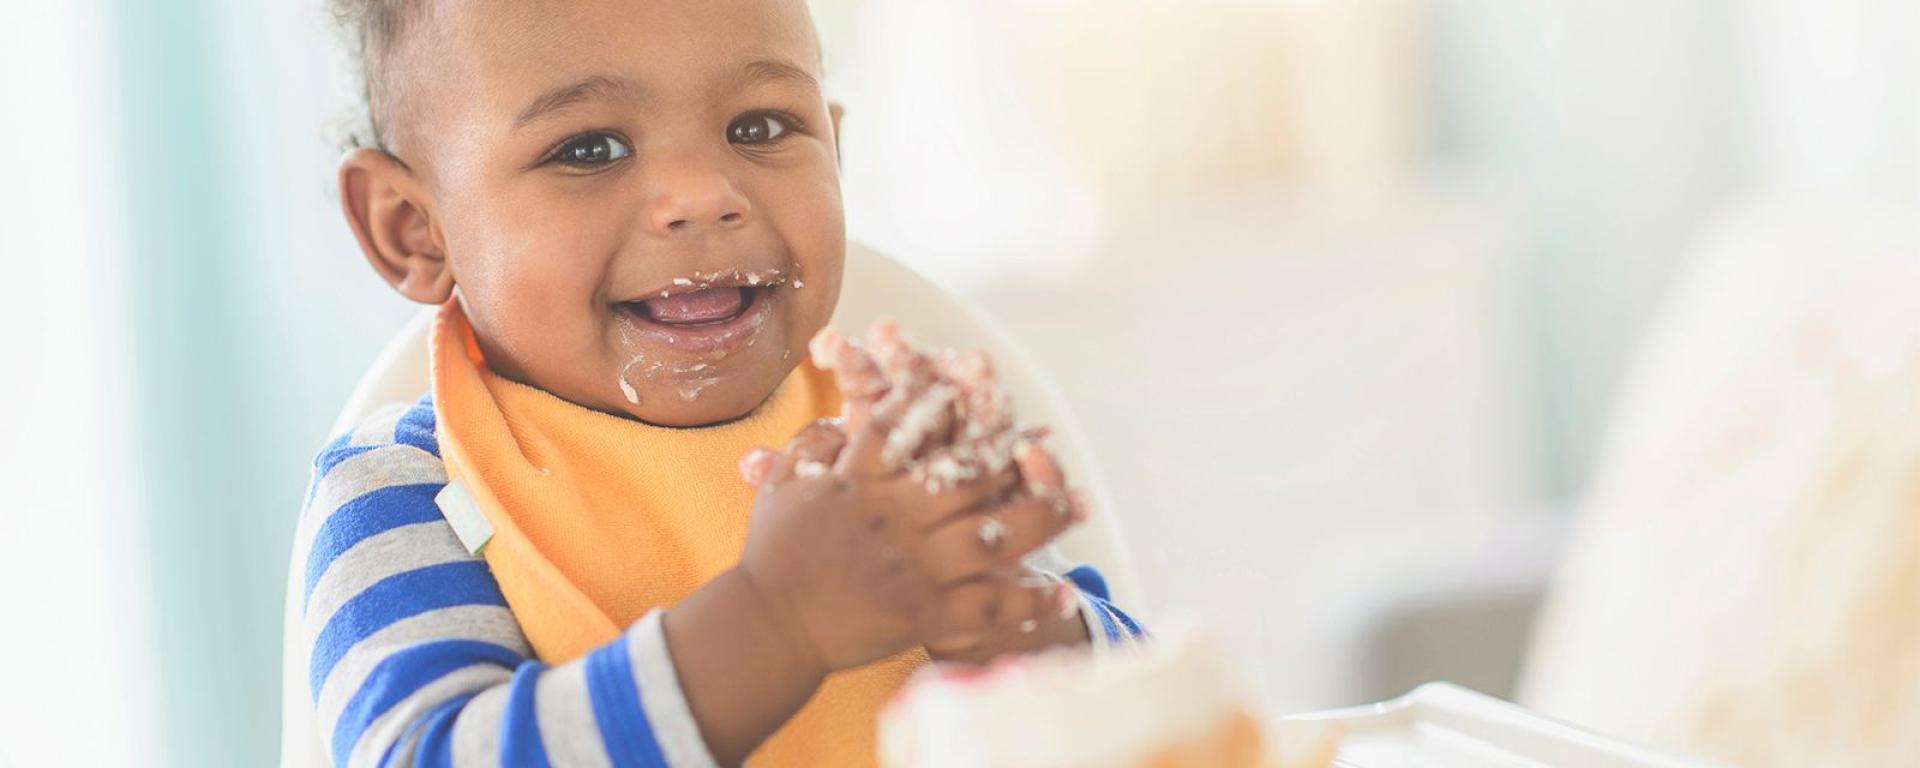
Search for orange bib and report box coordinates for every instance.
[429,303,923,766]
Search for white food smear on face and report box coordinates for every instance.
[614,267,796,407]
[655,267,791,299]
[617,352,658,405]
[677,377,721,401]
[615,318,647,405]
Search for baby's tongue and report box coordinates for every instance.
[643,287,746,324]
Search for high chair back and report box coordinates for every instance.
[281,242,1137,767]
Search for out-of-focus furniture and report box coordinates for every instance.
[1520,194,1920,767]
[1349,514,1562,705]
[1277,681,1722,767]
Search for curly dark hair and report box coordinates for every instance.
[325,1,827,152]
[326,0,413,151]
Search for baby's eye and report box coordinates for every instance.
[727,113,794,145]
[549,133,632,167]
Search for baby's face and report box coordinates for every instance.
[403,0,842,426]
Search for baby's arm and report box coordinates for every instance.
[299,404,718,768]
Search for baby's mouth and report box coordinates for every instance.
[611,270,795,405]
[618,268,791,328]
[613,276,779,358]
[632,286,752,326]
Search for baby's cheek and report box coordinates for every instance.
[778,284,835,370]
[457,247,617,396]
[487,265,594,341]
[790,248,845,330]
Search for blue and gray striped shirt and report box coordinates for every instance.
[294,396,1144,767]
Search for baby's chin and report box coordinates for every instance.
[605,322,803,427]
[617,358,796,428]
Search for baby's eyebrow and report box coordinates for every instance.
[511,59,818,131]
[514,74,642,130]
[722,58,821,95]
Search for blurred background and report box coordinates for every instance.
[3,0,1917,765]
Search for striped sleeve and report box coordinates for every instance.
[295,399,718,768]
[1063,565,1147,654]
[1021,545,1148,653]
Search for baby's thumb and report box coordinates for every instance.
[738,447,781,487]
[1014,435,1066,495]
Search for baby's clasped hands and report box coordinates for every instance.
[735,321,1092,673]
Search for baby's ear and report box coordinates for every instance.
[338,148,453,305]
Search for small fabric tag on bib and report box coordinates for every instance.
[435,479,494,556]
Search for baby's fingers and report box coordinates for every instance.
[906,434,1022,521]
[783,418,848,479]
[874,383,957,470]
[840,360,948,477]
[810,328,898,474]
[921,574,1021,653]
[866,320,934,390]
[918,493,1087,584]
[739,444,806,488]
[811,327,888,410]
[738,447,781,487]
[923,572,1076,658]
[738,419,848,488]
[1014,436,1068,495]
[941,349,1014,439]
[866,325,948,464]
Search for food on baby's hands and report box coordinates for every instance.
[733,320,1092,672]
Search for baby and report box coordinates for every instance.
[295,1,1144,766]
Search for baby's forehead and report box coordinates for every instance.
[433,0,818,89]
[383,0,819,147]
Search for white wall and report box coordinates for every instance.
[0,2,156,765]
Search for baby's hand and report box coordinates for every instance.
[738,323,1093,664]
[926,434,1096,662]
[734,421,1079,674]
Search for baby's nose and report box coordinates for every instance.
[645,155,751,236]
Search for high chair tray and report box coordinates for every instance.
[1272,682,1722,768]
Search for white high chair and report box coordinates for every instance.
[280,242,1137,767]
